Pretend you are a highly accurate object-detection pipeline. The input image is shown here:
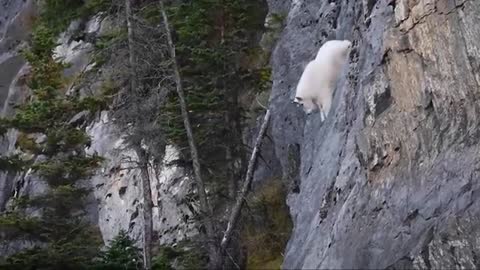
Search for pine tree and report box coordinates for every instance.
[0,1,110,268]
[94,230,143,270]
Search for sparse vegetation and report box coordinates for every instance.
[93,230,143,270]
[243,181,293,269]
[161,0,269,205]
[152,243,208,270]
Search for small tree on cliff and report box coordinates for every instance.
[95,230,143,270]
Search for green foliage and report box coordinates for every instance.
[161,0,268,191]
[77,96,108,111]
[254,67,272,94]
[21,25,63,100]
[26,185,90,218]
[152,244,207,270]
[40,0,113,36]
[95,29,127,51]
[139,4,162,24]
[0,213,40,237]
[41,0,85,35]
[33,155,103,186]
[44,128,91,154]
[0,0,107,267]
[0,225,103,270]
[91,29,127,71]
[243,181,293,270]
[93,230,143,270]
[152,246,182,270]
[0,154,28,172]
[16,132,40,153]
[75,79,117,111]
[11,100,65,132]
[266,13,286,29]
[82,0,113,16]
[0,118,9,135]
[25,24,57,60]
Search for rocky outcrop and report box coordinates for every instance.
[264,0,480,268]
[0,3,198,250]
[86,112,198,245]
[66,15,199,246]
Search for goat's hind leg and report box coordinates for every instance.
[318,92,333,122]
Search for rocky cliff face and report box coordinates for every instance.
[0,0,197,249]
[263,0,480,268]
[0,0,35,213]
[2,0,480,268]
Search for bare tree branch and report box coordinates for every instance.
[158,1,222,268]
[125,0,153,268]
[220,109,271,250]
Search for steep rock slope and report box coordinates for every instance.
[264,0,480,268]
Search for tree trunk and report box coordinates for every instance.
[135,146,154,270]
[225,86,243,203]
[220,109,271,250]
[125,0,153,268]
[125,0,136,93]
[225,113,236,201]
[159,2,222,268]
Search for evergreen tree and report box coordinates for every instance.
[0,1,111,268]
[94,230,143,270]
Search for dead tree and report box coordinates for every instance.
[220,109,271,251]
[157,2,275,267]
[158,1,223,268]
[125,0,153,268]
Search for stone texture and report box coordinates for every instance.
[0,0,35,213]
[59,14,199,245]
[86,112,198,245]
[261,0,480,268]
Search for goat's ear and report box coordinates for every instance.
[294,96,303,102]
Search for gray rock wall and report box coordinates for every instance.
[86,112,198,245]
[264,0,480,268]
[0,0,35,212]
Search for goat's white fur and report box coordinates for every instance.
[294,40,352,121]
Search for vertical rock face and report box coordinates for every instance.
[86,112,198,245]
[265,0,480,269]
[0,0,35,212]
[0,0,34,110]
[0,0,37,256]
[43,15,199,246]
